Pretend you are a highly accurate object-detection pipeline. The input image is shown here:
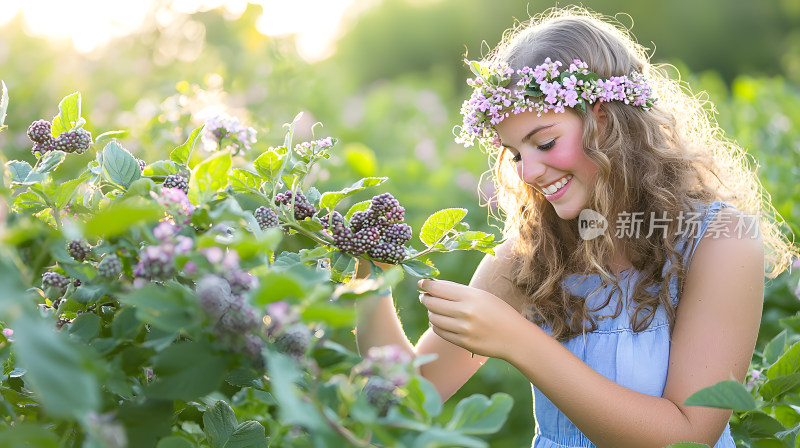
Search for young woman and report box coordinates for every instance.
[356,7,796,447]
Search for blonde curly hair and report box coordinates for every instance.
[477,6,797,341]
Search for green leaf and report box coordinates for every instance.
[189,150,231,205]
[266,351,329,432]
[401,258,439,278]
[66,312,102,343]
[13,314,101,419]
[0,80,8,130]
[143,160,183,177]
[84,199,162,238]
[684,380,758,411]
[344,200,371,220]
[101,141,141,189]
[420,208,468,247]
[0,422,59,447]
[301,301,355,328]
[343,143,377,177]
[156,436,195,448]
[230,168,262,192]
[6,160,32,182]
[93,130,126,148]
[767,340,800,380]
[36,150,67,175]
[764,330,788,365]
[118,284,200,334]
[52,176,86,208]
[170,125,205,165]
[203,401,238,448]
[445,392,513,435]
[51,92,82,137]
[253,149,283,181]
[406,376,442,419]
[252,271,306,305]
[759,373,800,402]
[412,428,487,448]
[319,177,387,210]
[146,341,228,400]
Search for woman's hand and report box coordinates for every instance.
[418,278,529,360]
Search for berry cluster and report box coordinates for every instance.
[163,174,189,194]
[254,206,279,230]
[67,240,91,262]
[42,272,70,293]
[275,190,316,221]
[323,193,411,263]
[133,245,175,280]
[265,302,312,361]
[27,120,92,155]
[363,376,399,417]
[97,254,122,279]
[196,275,265,362]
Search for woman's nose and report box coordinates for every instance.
[518,152,546,185]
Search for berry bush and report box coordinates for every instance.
[0,85,511,447]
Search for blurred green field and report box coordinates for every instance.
[1,1,799,446]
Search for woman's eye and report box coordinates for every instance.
[538,139,556,151]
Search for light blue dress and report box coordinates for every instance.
[532,201,737,448]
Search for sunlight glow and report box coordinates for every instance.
[1,0,360,61]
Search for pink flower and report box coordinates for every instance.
[204,247,224,265]
[2,328,13,338]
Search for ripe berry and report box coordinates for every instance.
[27,120,53,144]
[350,227,380,256]
[382,223,412,246]
[367,242,406,264]
[363,376,398,416]
[32,141,56,157]
[196,275,234,319]
[97,253,122,279]
[53,128,92,154]
[67,240,91,261]
[42,272,70,292]
[349,210,377,233]
[163,174,189,194]
[274,323,311,360]
[255,206,279,230]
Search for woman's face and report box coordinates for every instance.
[494,109,599,220]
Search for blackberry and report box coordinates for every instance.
[73,279,82,287]
[382,223,412,246]
[330,224,355,253]
[255,206,279,230]
[67,240,91,261]
[224,269,257,296]
[32,141,56,157]
[220,301,261,333]
[275,190,317,221]
[367,242,406,264]
[370,193,405,224]
[242,333,266,359]
[97,254,122,279]
[163,174,189,194]
[349,210,378,233]
[53,128,92,154]
[274,323,311,360]
[136,158,146,172]
[134,246,174,279]
[363,376,398,416]
[27,120,53,143]
[350,227,380,256]
[42,272,70,293]
[196,275,234,319]
[321,211,345,230]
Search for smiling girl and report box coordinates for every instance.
[355,6,796,447]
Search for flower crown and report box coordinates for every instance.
[455,58,658,148]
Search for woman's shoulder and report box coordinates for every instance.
[469,235,529,313]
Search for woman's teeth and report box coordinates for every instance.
[542,175,573,195]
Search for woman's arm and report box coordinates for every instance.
[355,239,525,401]
[421,208,764,447]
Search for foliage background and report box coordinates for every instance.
[1,0,799,446]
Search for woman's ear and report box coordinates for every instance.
[592,102,607,132]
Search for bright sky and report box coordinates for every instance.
[0,0,359,61]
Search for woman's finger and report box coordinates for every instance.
[427,309,463,333]
[419,293,463,317]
